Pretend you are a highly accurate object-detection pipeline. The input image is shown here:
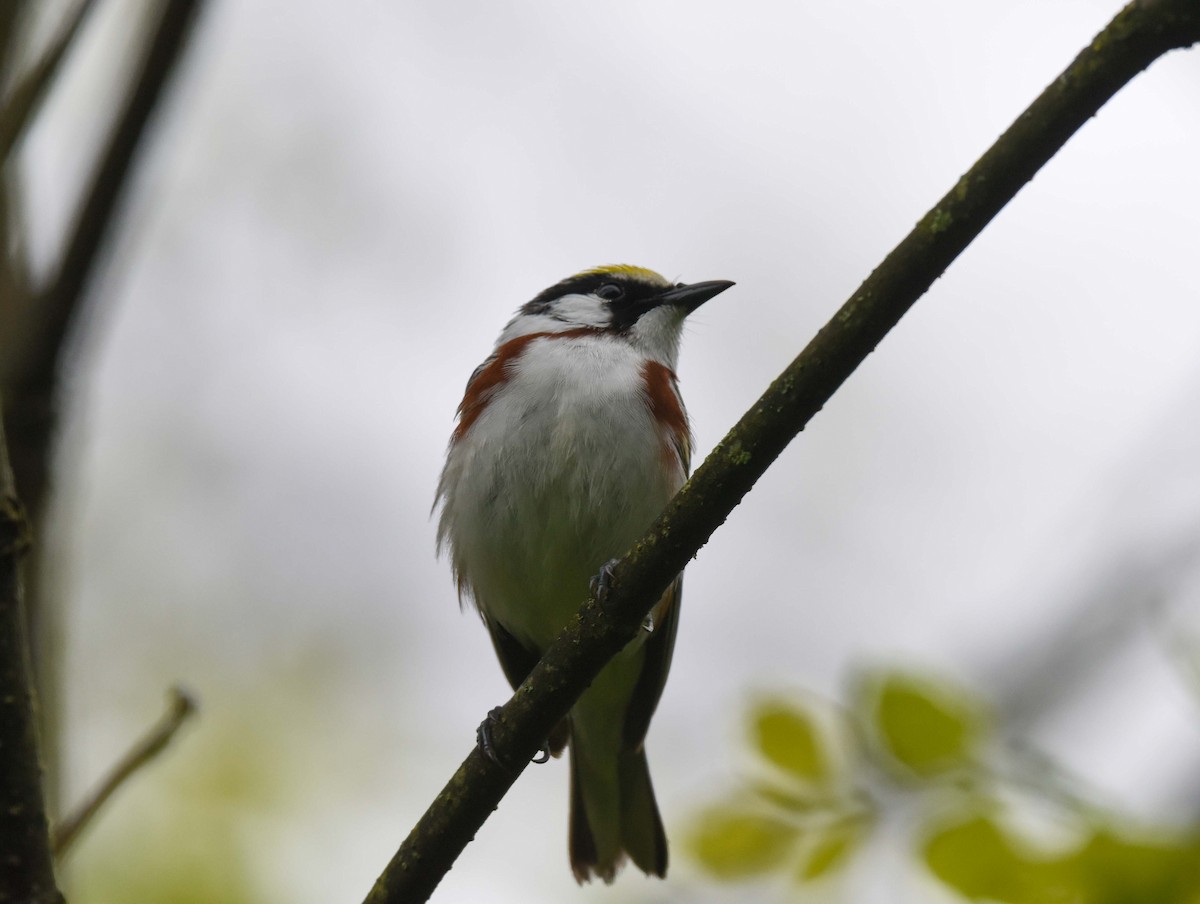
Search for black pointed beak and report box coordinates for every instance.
[654,279,735,314]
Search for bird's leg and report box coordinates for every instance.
[476,706,551,770]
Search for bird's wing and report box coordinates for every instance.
[482,614,541,690]
[482,614,569,756]
[621,576,682,750]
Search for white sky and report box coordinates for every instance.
[22,1,1200,902]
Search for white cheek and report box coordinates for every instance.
[629,305,685,368]
[496,294,612,344]
[551,294,612,328]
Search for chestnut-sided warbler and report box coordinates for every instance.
[435,264,733,882]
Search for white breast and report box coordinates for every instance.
[437,334,684,649]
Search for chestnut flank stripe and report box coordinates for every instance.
[640,360,690,474]
[452,328,604,443]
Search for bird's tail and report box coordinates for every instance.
[568,740,667,883]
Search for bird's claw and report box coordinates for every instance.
[589,558,621,607]
[476,706,553,770]
[590,558,654,632]
[476,707,511,771]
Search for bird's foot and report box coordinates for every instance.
[589,558,621,607]
[476,707,551,770]
[476,707,508,770]
[590,558,654,633]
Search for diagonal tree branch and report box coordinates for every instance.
[0,399,63,904]
[363,2,1200,901]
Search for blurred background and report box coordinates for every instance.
[4,0,1200,901]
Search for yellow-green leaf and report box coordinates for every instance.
[924,815,1025,900]
[871,672,985,776]
[924,814,1081,904]
[753,701,828,784]
[688,808,799,879]
[1071,827,1200,903]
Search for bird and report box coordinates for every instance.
[435,264,733,882]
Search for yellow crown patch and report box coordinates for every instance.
[574,264,669,286]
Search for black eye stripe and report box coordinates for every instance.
[520,272,667,325]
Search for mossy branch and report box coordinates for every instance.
[364,3,1200,901]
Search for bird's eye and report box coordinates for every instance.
[594,283,624,301]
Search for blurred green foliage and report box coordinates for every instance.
[691,810,800,880]
[686,689,874,893]
[686,669,1200,902]
[864,671,988,779]
[925,817,1200,904]
[754,701,830,784]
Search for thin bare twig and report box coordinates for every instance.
[53,685,198,858]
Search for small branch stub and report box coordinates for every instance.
[53,685,199,858]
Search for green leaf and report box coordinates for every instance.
[1071,827,1200,903]
[752,700,828,784]
[924,814,1083,904]
[924,815,1025,900]
[870,672,986,776]
[687,808,800,879]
